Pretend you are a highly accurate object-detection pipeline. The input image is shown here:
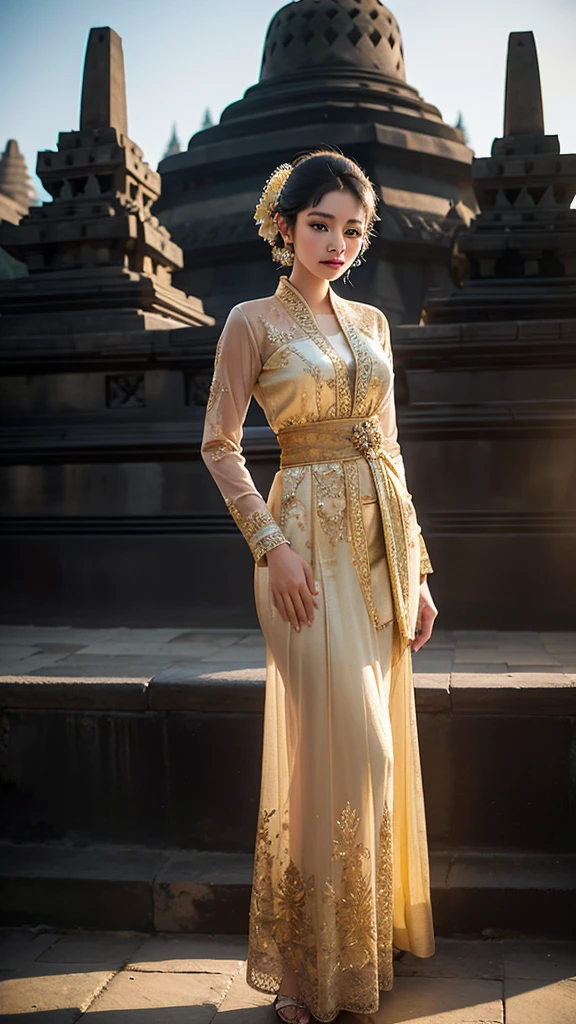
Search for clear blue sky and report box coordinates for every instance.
[1,0,574,204]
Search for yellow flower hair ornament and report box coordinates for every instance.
[254,162,294,245]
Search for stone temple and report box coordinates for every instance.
[394,32,576,629]
[0,10,574,961]
[0,8,573,633]
[156,0,477,324]
[0,28,217,626]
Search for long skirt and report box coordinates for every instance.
[245,465,435,1022]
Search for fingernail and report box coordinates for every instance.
[308,620,312,627]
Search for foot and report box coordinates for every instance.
[274,992,311,1023]
[275,971,311,1023]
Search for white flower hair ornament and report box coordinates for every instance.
[254,162,295,264]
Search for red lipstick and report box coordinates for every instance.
[321,259,344,267]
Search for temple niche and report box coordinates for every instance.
[0,28,220,626]
[156,0,477,324]
[394,32,576,629]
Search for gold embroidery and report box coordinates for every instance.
[264,346,292,370]
[206,334,229,413]
[276,277,352,418]
[261,310,336,418]
[258,315,297,350]
[281,466,307,533]
[376,804,394,991]
[419,532,434,575]
[274,862,319,1000]
[208,440,236,462]
[247,808,283,991]
[371,454,411,643]
[225,500,288,565]
[247,800,393,1021]
[331,297,374,416]
[349,324,374,416]
[331,802,375,971]
[343,301,380,340]
[280,413,318,428]
[344,459,384,630]
[312,462,348,546]
[276,416,418,647]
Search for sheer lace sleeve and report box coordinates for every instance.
[201,304,289,567]
[377,311,433,579]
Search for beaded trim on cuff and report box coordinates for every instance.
[225,499,289,566]
[419,532,434,576]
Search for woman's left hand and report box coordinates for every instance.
[411,578,438,652]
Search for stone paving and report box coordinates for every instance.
[1,625,576,680]
[1,929,575,1022]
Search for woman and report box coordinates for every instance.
[201,150,438,1024]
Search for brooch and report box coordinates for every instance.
[350,420,387,461]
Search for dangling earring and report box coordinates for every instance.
[352,247,367,268]
[272,241,294,266]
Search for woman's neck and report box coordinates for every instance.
[287,262,333,314]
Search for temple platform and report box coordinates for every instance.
[1,627,575,939]
[1,927,575,1022]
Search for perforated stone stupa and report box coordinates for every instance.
[156,0,477,323]
[259,0,407,79]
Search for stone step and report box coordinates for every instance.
[1,841,574,939]
[3,664,575,855]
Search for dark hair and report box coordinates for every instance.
[272,147,379,254]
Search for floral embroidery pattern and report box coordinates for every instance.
[260,310,337,419]
[281,466,307,534]
[258,314,297,350]
[312,462,348,547]
[246,799,394,1022]
[344,458,386,630]
[275,277,353,418]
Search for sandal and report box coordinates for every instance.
[274,992,312,1023]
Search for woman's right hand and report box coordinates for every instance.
[266,542,319,631]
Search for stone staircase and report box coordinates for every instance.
[1,627,575,937]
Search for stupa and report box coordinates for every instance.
[0,139,37,278]
[425,32,576,322]
[156,0,477,323]
[393,32,576,628]
[0,29,210,331]
[0,139,37,226]
[0,28,218,627]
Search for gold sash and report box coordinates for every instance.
[277,416,415,648]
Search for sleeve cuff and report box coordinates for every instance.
[225,499,289,567]
[419,532,434,576]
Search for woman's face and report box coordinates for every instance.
[276,188,366,281]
